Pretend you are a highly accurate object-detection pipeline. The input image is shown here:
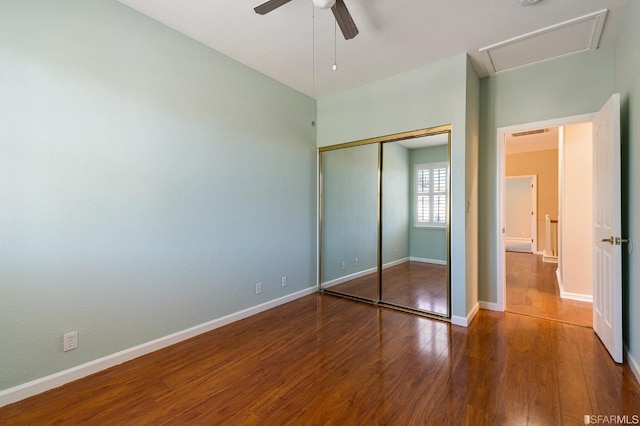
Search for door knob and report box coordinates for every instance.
[601,236,614,244]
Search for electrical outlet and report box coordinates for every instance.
[354,258,359,266]
[341,261,346,270]
[255,282,262,294]
[63,331,78,352]
[281,276,288,287]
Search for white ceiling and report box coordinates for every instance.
[116,0,630,98]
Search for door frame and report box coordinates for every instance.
[495,113,594,311]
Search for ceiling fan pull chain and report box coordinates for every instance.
[333,19,338,71]
[311,4,316,126]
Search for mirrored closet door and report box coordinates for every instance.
[380,135,449,316]
[320,143,379,302]
[319,127,450,318]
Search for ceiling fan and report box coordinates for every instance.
[254,0,359,40]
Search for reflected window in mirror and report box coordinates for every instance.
[415,161,447,228]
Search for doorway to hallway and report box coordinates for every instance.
[502,122,593,327]
[496,95,624,363]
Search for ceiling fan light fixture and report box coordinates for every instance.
[312,0,336,9]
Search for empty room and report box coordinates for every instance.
[2,0,640,423]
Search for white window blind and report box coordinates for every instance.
[415,162,447,227]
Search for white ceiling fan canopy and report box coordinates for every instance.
[312,0,336,10]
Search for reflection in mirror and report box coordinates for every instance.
[320,143,379,301]
[381,133,449,316]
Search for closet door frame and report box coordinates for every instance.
[318,125,451,320]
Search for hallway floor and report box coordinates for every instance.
[506,251,592,327]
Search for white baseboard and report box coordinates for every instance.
[542,255,558,264]
[321,258,411,288]
[559,289,593,303]
[555,270,593,302]
[409,256,446,266]
[479,301,501,311]
[0,286,318,409]
[321,267,377,288]
[556,269,563,296]
[625,344,640,385]
[451,302,479,327]
[383,257,410,269]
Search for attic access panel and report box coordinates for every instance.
[480,9,608,75]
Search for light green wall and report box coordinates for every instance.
[409,145,448,261]
[615,0,640,371]
[320,144,378,282]
[478,45,616,304]
[0,0,316,391]
[465,56,480,314]
[317,53,473,319]
[382,143,410,264]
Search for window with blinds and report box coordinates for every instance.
[415,162,447,227]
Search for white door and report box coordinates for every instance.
[506,176,536,252]
[593,93,623,363]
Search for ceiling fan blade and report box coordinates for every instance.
[331,0,359,40]
[254,0,294,15]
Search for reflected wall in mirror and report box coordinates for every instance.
[320,143,379,301]
[381,134,449,316]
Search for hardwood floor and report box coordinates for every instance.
[382,262,447,315]
[2,293,639,425]
[506,251,593,327]
[326,261,447,315]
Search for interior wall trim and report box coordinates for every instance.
[409,256,447,265]
[558,286,594,303]
[321,267,377,288]
[318,124,451,152]
[479,301,501,311]
[320,258,411,288]
[451,302,479,327]
[554,268,593,302]
[0,287,317,409]
[382,257,410,269]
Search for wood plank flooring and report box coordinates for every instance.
[382,262,447,315]
[2,293,639,425]
[506,251,593,327]
[326,261,447,315]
